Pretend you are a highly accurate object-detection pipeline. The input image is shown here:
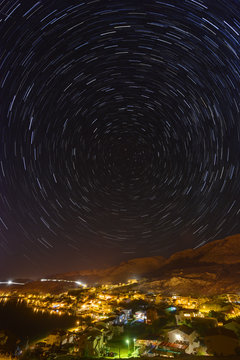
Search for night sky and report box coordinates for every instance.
[0,0,240,278]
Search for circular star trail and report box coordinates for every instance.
[0,0,240,275]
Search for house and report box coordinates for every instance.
[135,337,161,356]
[157,341,187,355]
[168,325,198,344]
[175,309,202,325]
[136,338,161,348]
[135,310,147,323]
[62,332,76,345]
[115,309,132,324]
[167,325,200,354]
[204,327,239,356]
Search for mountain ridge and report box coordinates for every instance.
[3,234,240,295]
[54,233,240,283]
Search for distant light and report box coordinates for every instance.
[8,280,13,285]
[75,281,87,287]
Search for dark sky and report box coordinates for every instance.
[0,0,240,279]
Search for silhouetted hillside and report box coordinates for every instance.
[4,234,240,295]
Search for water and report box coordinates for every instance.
[0,299,76,343]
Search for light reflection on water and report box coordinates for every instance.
[0,297,76,342]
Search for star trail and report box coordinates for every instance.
[0,0,240,277]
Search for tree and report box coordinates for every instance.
[20,349,41,360]
[119,299,148,312]
[208,310,225,323]
[85,315,93,327]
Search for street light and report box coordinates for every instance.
[126,339,129,355]
[133,338,136,352]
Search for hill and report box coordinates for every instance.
[53,255,166,283]
[56,234,240,294]
[3,234,240,295]
[139,234,240,296]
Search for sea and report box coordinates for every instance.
[0,298,76,344]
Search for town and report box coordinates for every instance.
[1,279,240,359]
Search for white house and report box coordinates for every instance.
[168,325,200,354]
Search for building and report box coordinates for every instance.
[175,309,202,325]
[168,325,197,344]
[157,341,187,355]
[135,337,161,356]
[167,325,200,354]
[115,309,132,324]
